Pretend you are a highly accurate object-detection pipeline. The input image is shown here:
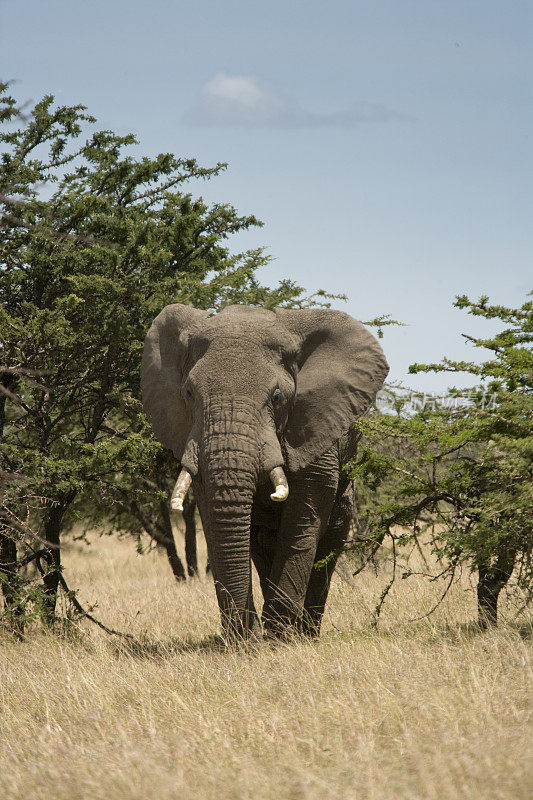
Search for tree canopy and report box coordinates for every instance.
[0,84,327,627]
[349,293,533,626]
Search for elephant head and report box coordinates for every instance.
[141,304,388,637]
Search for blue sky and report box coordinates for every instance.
[1,0,531,390]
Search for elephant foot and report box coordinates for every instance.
[298,610,322,639]
[220,617,264,650]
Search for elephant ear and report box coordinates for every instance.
[141,303,209,458]
[275,308,389,472]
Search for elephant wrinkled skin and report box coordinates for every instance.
[141,304,388,641]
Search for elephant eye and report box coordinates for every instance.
[182,384,193,402]
[272,388,282,407]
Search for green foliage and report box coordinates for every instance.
[348,293,533,625]
[0,83,326,626]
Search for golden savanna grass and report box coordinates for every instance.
[0,527,531,800]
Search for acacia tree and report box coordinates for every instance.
[350,293,533,627]
[0,85,320,625]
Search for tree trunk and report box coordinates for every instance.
[41,500,65,624]
[183,493,198,577]
[158,501,187,582]
[0,527,23,630]
[477,548,516,629]
[0,374,23,627]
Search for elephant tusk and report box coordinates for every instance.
[269,466,289,502]
[170,468,193,512]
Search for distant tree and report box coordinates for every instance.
[0,84,327,627]
[349,293,533,627]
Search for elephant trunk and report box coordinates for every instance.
[198,398,261,640]
[204,477,256,639]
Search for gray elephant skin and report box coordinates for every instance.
[141,304,389,640]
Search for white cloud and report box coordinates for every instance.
[183,72,286,127]
[183,73,410,129]
[204,73,263,108]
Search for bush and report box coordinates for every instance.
[349,293,533,627]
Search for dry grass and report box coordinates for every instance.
[0,529,531,800]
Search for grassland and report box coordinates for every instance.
[0,528,531,800]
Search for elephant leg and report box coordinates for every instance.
[301,480,354,637]
[262,450,339,636]
[244,559,262,639]
[183,494,198,577]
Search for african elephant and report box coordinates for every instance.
[141,304,388,640]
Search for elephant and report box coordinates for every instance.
[141,304,388,641]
